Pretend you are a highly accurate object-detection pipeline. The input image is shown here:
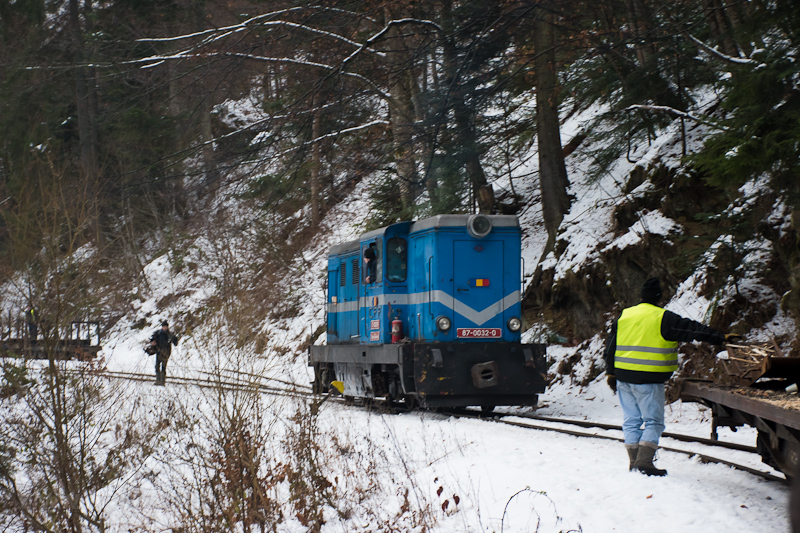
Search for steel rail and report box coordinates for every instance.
[196,368,313,391]
[63,369,312,400]
[517,414,758,453]
[446,410,787,484]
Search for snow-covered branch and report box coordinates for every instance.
[687,34,764,67]
[138,6,376,43]
[224,53,392,101]
[341,18,442,67]
[309,119,390,144]
[624,104,729,131]
[248,120,390,172]
[139,8,300,42]
[142,18,384,59]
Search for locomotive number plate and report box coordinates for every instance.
[457,328,502,338]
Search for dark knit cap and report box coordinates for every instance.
[364,246,376,260]
[641,277,662,304]
[161,320,169,327]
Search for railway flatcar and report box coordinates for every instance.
[309,214,547,409]
[680,342,800,479]
[0,319,101,360]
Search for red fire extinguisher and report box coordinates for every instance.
[391,317,403,343]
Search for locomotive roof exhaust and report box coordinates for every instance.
[467,214,492,239]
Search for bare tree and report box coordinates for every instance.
[534,4,570,246]
[0,164,160,533]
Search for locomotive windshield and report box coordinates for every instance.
[386,237,407,282]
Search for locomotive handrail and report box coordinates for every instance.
[427,256,433,319]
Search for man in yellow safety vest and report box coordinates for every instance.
[604,278,726,476]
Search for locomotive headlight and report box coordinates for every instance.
[507,317,522,332]
[436,315,452,332]
[467,214,492,239]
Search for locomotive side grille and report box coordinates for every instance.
[352,259,359,284]
[340,264,346,287]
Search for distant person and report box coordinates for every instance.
[24,306,38,342]
[364,244,377,284]
[604,277,726,476]
[149,320,179,385]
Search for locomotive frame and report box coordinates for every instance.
[309,214,547,409]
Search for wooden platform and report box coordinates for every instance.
[0,339,101,360]
[0,321,102,360]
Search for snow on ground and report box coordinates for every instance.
[333,404,789,533]
[102,372,789,533]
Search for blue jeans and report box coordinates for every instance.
[617,381,666,446]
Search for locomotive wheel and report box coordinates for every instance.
[403,394,419,411]
[312,365,329,395]
[386,374,402,407]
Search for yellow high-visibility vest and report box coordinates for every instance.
[614,303,678,373]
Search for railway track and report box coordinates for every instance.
[516,413,757,453]
[57,368,788,483]
[64,368,313,400]
[448,408,787,484]
[335,397,787,483]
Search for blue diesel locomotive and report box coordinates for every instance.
[309,214,547,409]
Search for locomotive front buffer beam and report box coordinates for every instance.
[309,341,547,409]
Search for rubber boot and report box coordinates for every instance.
[633,442,667,476]
[625,444,639,471]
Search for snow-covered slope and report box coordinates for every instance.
[2,89,795,531]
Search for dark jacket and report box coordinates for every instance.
[150,329,179,359]
[365,258,376,283]
[604,306,724,384]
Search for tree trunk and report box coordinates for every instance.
[722,0,750,56]
[383,6,420,213]
[419,52,440,206]
[625,0,655,66]
[311,102,321,226]
[534,7,570,247]
[454,100,494,214]
[388,90,418,212]
[201,96,214,171]
[69,0,100,243]
[439,0,493,214]
[703,0,739,57]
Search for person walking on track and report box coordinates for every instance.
[604,277,726,476]
[25,306,38,342]
[149,320,179,386]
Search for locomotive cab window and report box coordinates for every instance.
[363,241,381,284]
[386,237,407,282]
